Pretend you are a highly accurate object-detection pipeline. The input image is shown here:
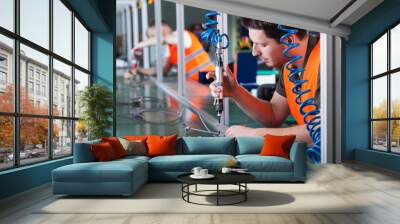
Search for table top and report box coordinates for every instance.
[177,172,255,185]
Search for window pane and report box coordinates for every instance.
[0,116,13,170]
[74,69,89,118]
[372,33,387,76]
[53,59,72,117]
[53,0,72,60]
[20,117,49,165]
[391,120,400,153]
[0,0,14,31]
[20,0,49,49]
[391,72,400,118]
[0,35,14,113]
[53,119,72,158]
[20,44,49,115]
[75,18,89,70]
[391,24,400,70]
[372,121,388,151]
[75,120,88,143]
[372,76,387,119]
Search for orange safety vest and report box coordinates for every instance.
[283,41,320,125]
[169,31,215,81]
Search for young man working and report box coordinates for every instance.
[125,21,215,81]
[209,18,320,145]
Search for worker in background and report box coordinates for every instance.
[208,18,320,145]
[125,21,215,82]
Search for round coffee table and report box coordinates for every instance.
[177,173,255,206]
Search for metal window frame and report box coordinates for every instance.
[369,18,400,155]
[0,0,92,171]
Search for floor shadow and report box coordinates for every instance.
[203,190,295,207]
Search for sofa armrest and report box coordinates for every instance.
[73,140,100,163]
[289,142,307,181]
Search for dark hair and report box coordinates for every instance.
[240,18,306,41]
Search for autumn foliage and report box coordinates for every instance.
[0,85,59,150]
[372,99,400,141]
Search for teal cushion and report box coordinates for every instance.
[73,139,101,163]
[52,159,147,183]
[236,155,293,172]
[117,155,150,162]
[149,154,235,172]
[179,137,235,155]
[235,137,264,155]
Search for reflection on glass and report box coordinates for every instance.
[391,72,400,118]
[53,0,72,60]
[53,119,72,158]
[74,18,89,70]
[391,120,400,153]
[0,35,14,113]
[372,77,387,119]
[0,116,13,170]
[391,24,400,70]
[20,117,49,165]
[53,59,72,117]
[20,0,49,49]
[372,33,387,76]
[0,0,14,31]
[372,121,388,151]
[74,69,89,118]
[75,120,88,143]
[20,44,49,115]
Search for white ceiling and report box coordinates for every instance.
[224,0,352,22]
[167,0,384,37]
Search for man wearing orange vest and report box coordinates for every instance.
[126,21,215,81]
[209,18,320,145]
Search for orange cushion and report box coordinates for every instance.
[124,135,148,142]
[101,137,127,158]
[146,134,177,157]
[259,134,296,159]
[91,142,117,162]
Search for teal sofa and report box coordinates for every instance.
[52,137,306,196]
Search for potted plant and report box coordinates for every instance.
[79,84,113,140]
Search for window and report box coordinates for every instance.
[28,67,34,80]
[53,59,72,117]
[35,70,41,81]
[20,0,49,49]
[53,0,72,60]
[42,85,46,97]
[0,55,7,67]
[36,83,40,95]
[370,23,400,154]
[75,18,89,70]
[0,0,14,31]
[0,71,6,85]
[0,116,13,170]
[41,73,46,83]
[74,69,89,119]
[0,35,13,113]
[0,1,91,170]
[28,81,34,94]
[53,120,72,158]
[0,54,7,88]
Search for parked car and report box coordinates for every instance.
[8,150,32,160]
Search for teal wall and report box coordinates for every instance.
[0,0,115,200]
[92,33,114,95]
[0,158,72,199]
[345,0,400,171]
[91,0,116,136]
[92,32,116,136]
